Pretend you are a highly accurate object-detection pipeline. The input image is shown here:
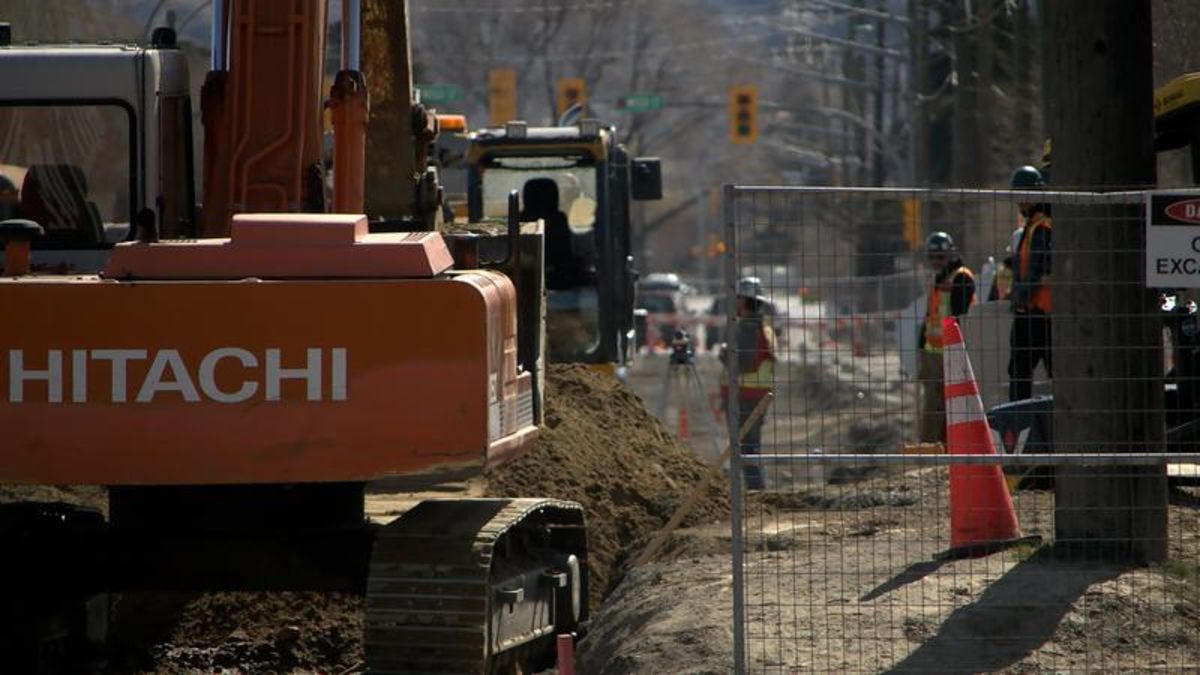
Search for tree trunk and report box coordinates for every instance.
[1013,0,1034,164]
[975,0,994,180]
[950,4,982,188]
[872,8,887,187]
[1046,0,1166,563]
[910,0,930,186]
[948,3,985,253]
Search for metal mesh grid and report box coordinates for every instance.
[723,186,1200,673]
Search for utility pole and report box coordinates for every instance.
[1046,1,1166,562]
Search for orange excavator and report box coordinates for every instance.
[0,1,584,672]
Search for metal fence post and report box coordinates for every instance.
[724,183,746,675]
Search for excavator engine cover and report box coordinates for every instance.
[0,214,537,486]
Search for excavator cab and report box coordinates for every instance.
[0,27,194,272]
[467,121,662,368]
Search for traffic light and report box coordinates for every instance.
[557,77,587,116]
[902,198,921,251]
[729,84,758,144]
[488,68,517,126]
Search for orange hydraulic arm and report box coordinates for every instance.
[330,0,368,214]
[199,0,368,236]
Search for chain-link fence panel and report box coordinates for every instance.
[724,186,1200,673]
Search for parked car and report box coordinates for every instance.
[637,273,688,345]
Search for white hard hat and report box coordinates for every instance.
[737,276,763,298]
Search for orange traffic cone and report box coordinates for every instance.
[938,317,1040,559]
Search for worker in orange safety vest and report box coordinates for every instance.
[1009,165,1052,401]
[917,231,976,443]
[720,276,776,490]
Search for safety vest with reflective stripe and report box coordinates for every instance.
[923,266,976,353]
[1017,212,1052,313]
[736,321,776,399]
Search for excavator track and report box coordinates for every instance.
[365,498,587,674]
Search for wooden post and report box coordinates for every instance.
[1045,1,1167,562]
[633,394,773,568]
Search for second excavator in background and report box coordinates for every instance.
[464,120,662,369]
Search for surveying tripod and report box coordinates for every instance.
[657,329,724,461]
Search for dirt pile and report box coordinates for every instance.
[485,363,729,608]
[0,485,106,513]
[575,563,734,675]
[107,592,363,673]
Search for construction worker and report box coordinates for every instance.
[917,232,976,443]
[521,178,592,290]
[721,276,776,490]
[1009,165,1052,401]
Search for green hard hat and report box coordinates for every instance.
[1010,165,1045,189]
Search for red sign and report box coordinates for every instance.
[1164,198,1200,224]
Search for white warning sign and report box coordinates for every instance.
[1146,192,1200,288]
